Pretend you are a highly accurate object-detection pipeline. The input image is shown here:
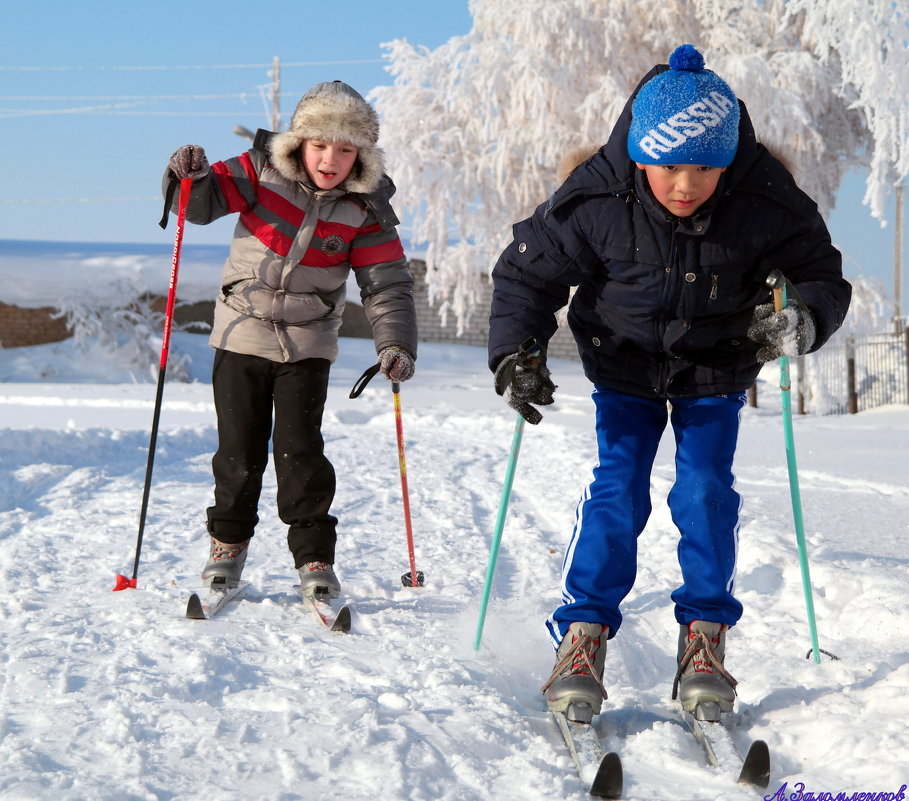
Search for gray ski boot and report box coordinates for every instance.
[541,622,609,724]
[201,537,249,589]
[673,620,737,721]
[297,561,341,599]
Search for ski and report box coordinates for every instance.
[294,585,352,633]
[551,709,623,799]
[674,701,770,789]
[185,579,249,619]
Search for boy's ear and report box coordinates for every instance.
[634,162,646,171]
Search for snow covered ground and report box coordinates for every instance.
[1,332,907,801]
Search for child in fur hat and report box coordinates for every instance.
[163,81,417,600]
[488,45,851,723]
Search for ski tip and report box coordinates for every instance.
[331,604,352,633]
[590,751,623,799]
[401,570,425,588]
[738,739,771,788]
[185,593,206,619]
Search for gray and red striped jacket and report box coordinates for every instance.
[167,137,417,364]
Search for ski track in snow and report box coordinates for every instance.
[0,336,907,800]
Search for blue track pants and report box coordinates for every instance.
[546,388,746,646]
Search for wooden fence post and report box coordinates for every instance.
[846,335,858,414]
[904,326,909,405]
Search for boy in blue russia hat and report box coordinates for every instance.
[488,45,851,725]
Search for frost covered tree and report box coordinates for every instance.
[841,275,895,334]
[784,0,909,219]
[370,0,909,328]
[57,282,191,382]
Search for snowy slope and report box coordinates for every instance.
[1,334,907,801]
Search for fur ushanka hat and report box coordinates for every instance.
[270,81,385,194]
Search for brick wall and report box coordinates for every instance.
[0,301,71,348]
[1,260,581,362]
[410,260,580,362]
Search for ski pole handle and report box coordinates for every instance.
[766,269,807,313]
[773,287,784,313]
[767,270,786,314]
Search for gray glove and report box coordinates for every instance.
[494,342,556,425]
[378,346,415,383]
[168,145,210,180]
[747,303,816,362]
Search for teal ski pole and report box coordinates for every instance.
[766,270,823,663]
[473,412,525,651]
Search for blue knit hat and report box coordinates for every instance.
[628,44,740,168]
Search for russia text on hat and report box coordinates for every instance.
[635,91,736,160]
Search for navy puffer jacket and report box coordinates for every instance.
[488,67,851,400]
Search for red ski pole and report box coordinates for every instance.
[393,382,424,588]
[114,176,192,591]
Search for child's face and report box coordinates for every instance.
[302,140,359,190]
[635,163,725,218]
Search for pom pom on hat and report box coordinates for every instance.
[669,43,704,72]
[628,44,740,168]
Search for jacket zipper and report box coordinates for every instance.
[275,191,324,361]
[656,223,680,393]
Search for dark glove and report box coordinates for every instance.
[378,346,415,383]
[747,303,816,362]
[493,342,556,425]
[168,145,210,180]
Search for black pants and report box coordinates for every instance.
[206,349,337,566]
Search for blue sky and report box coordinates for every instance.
[0,0,904,305]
